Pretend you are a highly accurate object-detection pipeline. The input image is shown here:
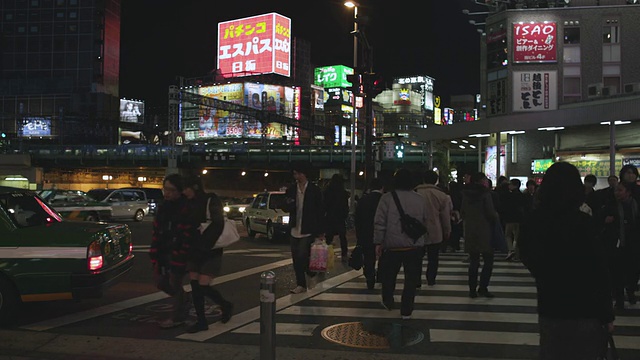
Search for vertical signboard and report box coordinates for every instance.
[217,13,291,78]
[513,22,557,63]
[513,71,557,111]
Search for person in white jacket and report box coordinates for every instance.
[374,168,428,320]
[414,170,453,287]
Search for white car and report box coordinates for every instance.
[242,191,290,241]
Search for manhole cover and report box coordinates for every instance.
[321,321,424,349]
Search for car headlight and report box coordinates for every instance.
[281,215,290,224]
[239,207,246,212]
[223,206,230,212]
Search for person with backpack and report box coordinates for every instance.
[182,175,233,333]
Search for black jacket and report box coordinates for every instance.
[354,190,383,245]
[285,181,325,236]
[520,207,614,325]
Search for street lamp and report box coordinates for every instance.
[345,1,358,213]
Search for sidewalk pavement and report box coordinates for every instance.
[0,329,518,360]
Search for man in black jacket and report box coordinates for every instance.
[284,163,325,294]
[355,178,385,290]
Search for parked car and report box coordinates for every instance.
[37,189,112,222]
[243,191,290,241]
[223,196,254,220]
[0,186,134,324]
[87,188,149,222]
[120,187,163,215]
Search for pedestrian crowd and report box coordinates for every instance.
[149,161,640,359]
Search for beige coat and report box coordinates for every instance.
[414,184,453,245]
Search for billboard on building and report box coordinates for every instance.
[311,85,325,112]
[185,83,297,141]
[324,87,352,107]
[513,21,557,63]
[512,70,558,111]
[485,145,506,185]
[217,13,291,78]
[20,117,51,137]
[314,65,354,89]
[394,75,435,111]
[119,99,144,123]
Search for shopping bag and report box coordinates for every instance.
[213,218,241,249]
[490,221,508,253]
[309,239,328,272]
[326,244,335,270]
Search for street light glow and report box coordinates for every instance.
[344,1,358,8]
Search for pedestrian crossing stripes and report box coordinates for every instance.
[220,254,640,358]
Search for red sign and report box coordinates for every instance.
[513,22,557,63]
[217,13,291,78]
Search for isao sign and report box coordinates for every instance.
[217,13,291,78]
[513,21,557,63]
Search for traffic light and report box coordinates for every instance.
[346,72,362,95]
[363,73,385,98]
[395,141,404,159]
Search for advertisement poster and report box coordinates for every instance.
[484,145,506,185]
[197,84,245,139]
[21,117,51,137]
[513,22,557,63]
[119,99,144,123]
[314,65,354,88]
[217,13,291,78]
[311,85,325,112]
[512,71,557,111]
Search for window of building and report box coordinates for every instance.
[31,0,39,7]
[69,0,77,5]
[68,24,77,32]
[563,46,581,63]
[55,11,64,18]
[563,27,580,44]
[17,26,26,33]
[68,11,76,19]
[603,76,621,95]
[603,24,619,44]
[5,13,14,20]
[30,25,38,33]
[56,0,65,6]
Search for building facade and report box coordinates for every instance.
[0,0,121,145]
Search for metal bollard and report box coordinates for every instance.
[260,271,276,360]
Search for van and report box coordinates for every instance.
[87,188,149,222]
[120,187,163,215]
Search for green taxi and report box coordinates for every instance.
[37,189,113,222]
[0,186,134,324]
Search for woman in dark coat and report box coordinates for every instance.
[183,176,233,333]
[460,172,499,298]
[519,162,614,360]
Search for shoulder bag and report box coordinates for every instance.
[200,197,240,249]
[391,191,428,242]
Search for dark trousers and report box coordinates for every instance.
[290,235,314,288]
[468,251,494,290]
[361,242,377,283]
[379,248,423,316]
[155,267,187,322]
[423,243,441,285]
[448,222,463,251]
[326,225,348,258]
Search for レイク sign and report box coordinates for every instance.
[513,21,557,63]
[217,13,291,78]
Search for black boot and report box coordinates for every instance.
[187,281,208,333]
[202,286,234,324]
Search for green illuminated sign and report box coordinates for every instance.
[314,65,354,88]
[531,159,553,174]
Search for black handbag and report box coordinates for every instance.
[348,244,364,270]
[391,191,427,242]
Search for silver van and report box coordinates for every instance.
[87,188,149,222]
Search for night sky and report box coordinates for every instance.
[119,0,486,109]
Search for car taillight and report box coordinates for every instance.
[129,242,133,255]
[88,241,103,271]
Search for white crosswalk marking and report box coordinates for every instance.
[249,254,640,355]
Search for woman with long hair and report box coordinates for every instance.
[182,175,233,333]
